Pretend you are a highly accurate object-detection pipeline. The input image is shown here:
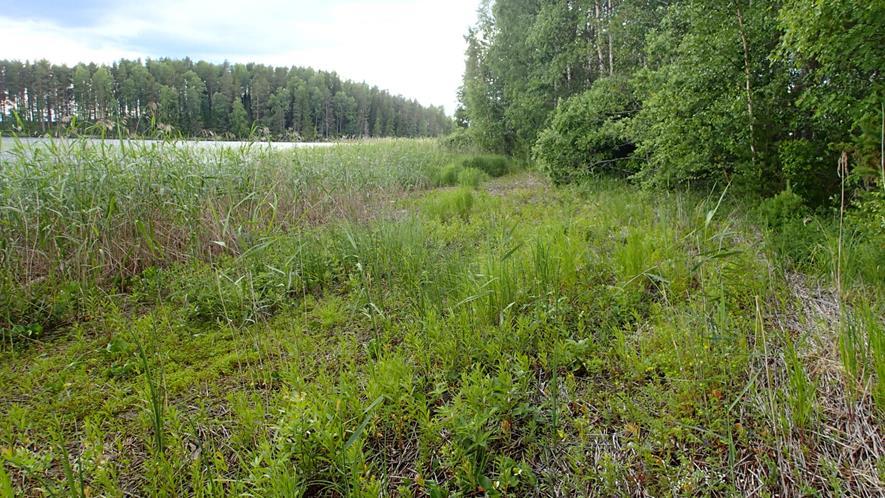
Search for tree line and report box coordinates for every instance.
[456,0,883,206]
[0,58,452,140]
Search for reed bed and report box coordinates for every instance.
[0,138,453,330]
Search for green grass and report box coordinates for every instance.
[0,141,882,496]
[0,138,455,335]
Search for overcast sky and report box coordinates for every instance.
[0,0,481,114]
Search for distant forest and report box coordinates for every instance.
[0,59,452,140]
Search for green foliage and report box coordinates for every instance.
[439,127,477,154]
[421,188,477,223]
[784,338,816,430]
[631,0,787,189]
[457,167,489,188]
[432,155,506,187]
[534,76,638,184]
[0,139,454,336]
[460,0,882,211]
[870,302,885,413]
[435,163,464,187]
[848,190,885,240]
[760,187,884,289]
[0,58,452,139]
[779,0,885,173]
[459,154,512,178]
[1,166,881,495]
[229,98,250,138]
[758,188,808,229]
[437,366,534,491]
[460,0,616,158]
[778,139,839,207]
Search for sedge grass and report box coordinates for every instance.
[0,146,881,496]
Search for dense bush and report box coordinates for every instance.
[758,188,808,228]
[457,167,489,188]
[460,154,512,178]
[533,77,637,185]
[760,189,885,286]
[439,127,478,153]
[778,139,839,207]
[459,0,882,216]
[434,163,492,188]
[849,190,885,239]
[435,163,465,186]
[758,190,825,268]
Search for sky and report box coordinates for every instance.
[0,0,482,114]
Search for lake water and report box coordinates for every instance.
[0,137,336,156]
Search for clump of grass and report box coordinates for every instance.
[457,167,489,188]
[435,163,464,186]
[784,337,816,430]
[871,303,885,412]
[422,188,477,223]
[460,154,513,178]
[431,154,514,188]
[432,162,491,188]
[136,335,166,457]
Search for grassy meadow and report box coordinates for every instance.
[0,139,882,496]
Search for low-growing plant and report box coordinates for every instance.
[435,163,464,186]
[759,187,808,228]
[460,154,512,178]
[1,145,881,496]
[422,188,476,223]
[784,337,816,430]
[437,366,534,493]
[457,167,489,188]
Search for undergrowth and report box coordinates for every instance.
[0,142,881,496]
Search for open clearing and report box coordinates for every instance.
[0,140,882,497]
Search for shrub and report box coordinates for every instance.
[422,188,476,222]
[778,139,839,207]
[435,163,464,186]
[761,190,885,288]
[460,155,512,178]
[848,189,885,240]
[843,190,885,286]
[439,127,477,153]
[758,188,808,228]
[533,76,638,184]
[457,167,489,188]
[758,189,822,268]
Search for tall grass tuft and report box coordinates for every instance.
[0,138,453,334]
[784,337,816,430]
[136,337,166,457]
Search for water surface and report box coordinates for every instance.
[0,137,335,157]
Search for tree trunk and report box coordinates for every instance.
[595,1,606,76]
[735,4,758,167]
[607,0,614,76]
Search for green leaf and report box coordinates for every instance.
[0,463,14,498]
[343,395,385,451]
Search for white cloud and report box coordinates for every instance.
[0,0,480,113]
[0,17,140,65]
